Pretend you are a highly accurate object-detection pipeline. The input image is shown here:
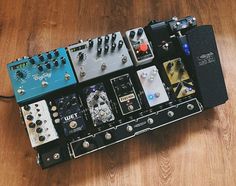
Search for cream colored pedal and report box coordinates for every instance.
[21,100,59,148]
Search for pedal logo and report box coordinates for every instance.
[64,113,78,121]
[196,52,216,66]
[33,72,51,81]
[119,93,135,103]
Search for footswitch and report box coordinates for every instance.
[110,74,141,115]
[68,32,133,82]
[21,100,59,148]
[125,27,154,66]
[7,48,77,104]
[83,83,115,126]
[48,94,86,136]
[137,66,169,107]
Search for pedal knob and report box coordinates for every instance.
[112,33,116,41]
[47,53,52,59]
[37,65,43,72]
[122,56,127,64]
[39,55,44,61]
[45,62,51,69]
[29,58,35,64]
[82,141,90,148]
[101,63,107,70]
[80,71,86,77]
[155,92,160,98]
[138,43,148,53]
[36,120,42,126]
[137,28,143,36]
[88,39,94,48]
[97,37,102,45]
[26,115,34,121]
[16,70,25,79]
[78,52,84,60]
[36,127,43,133]
[111,43,116,51]
[105,132,112,140]
[53,60,59,67]
[104,45,109,53]
[71,96,77,103]
[97,48,102,55]
[54,50,59,57]
[126,125,133,132]
[141,72,148,79]
[129,31,135,38]
[118,40,123,49]
[167,62,174,71]
[29,122,36,128]
[23,105,31,111]
[61,57,66,64]
[105,35,109,43]
[39,136,45,142]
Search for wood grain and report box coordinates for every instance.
[0,0,235,185]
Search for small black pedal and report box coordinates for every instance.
[39,145,70,168]
[50,94,86,136]
[186,25,228,108]
[110,74,141,115]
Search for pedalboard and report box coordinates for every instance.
[7,16,228,168]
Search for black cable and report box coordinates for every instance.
[0,95,15,99]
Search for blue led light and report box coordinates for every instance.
[148,94,154,100]
[183,44,188,48]
[183,44,190,56]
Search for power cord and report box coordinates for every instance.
[0,95,15,99]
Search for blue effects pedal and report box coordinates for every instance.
[7,48,77,104]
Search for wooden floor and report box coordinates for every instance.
[0,0,235,185]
